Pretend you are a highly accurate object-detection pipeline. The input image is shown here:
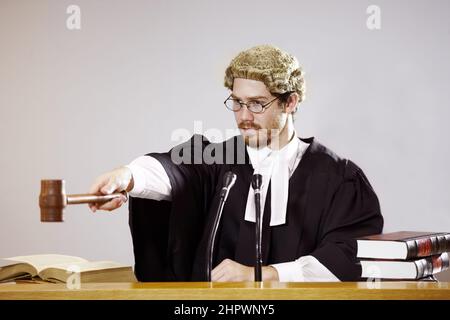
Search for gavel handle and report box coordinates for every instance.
[67,192,127,205]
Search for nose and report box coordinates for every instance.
[238,105,254,122]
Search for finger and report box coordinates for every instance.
[211,267,220,280]
[214,271,231,282]
[100,198,123,211]
[212,267,228,282]
[211,260,232,280]
[88,176,109,195]
[90,194,126,213]
[88,203,97,213]
[96,198,123,211]
[211,260,228,278]
[101,179,118,195]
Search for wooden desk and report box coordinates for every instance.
[0,281,449,300]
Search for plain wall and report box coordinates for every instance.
[1,0,449,279]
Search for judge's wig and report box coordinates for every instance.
[224,45,306,105]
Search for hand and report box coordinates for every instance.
[211,259,280,282]
[88,166,133,212]
[211,259,253,282]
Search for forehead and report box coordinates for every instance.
[232,78,272,99]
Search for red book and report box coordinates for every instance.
[356,231,450,260]
[360,252,449,280]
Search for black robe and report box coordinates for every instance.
[128,134,383,281]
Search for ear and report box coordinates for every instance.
[284,93,299,114]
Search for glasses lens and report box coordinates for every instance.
[225,99,241,111]
[247,102,264,113]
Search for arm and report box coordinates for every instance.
[129,135,221,281]
[88,155,173,212]
[210,256,338,282]
[125,155,172,201]
[309,160,384,281]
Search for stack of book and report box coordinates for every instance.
[357,231,450,280]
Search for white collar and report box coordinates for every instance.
[246,132,300,169]
[244,131,306,226]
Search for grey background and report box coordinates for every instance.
[1,0,449,280]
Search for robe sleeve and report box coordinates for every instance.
[128,134,220,281]
[310,159,384,281]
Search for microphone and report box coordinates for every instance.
[206,171,237,281]
[252,174,263,282]
[220,171,237,201]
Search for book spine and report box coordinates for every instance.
[406,240,418,259]
[406,234,450,259]
[414,252,449,279]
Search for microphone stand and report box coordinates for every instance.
[252,174,263,282]
[205,171,237,281]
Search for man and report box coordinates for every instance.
[89,45,383,282]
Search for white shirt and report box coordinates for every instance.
[126,134,340,282]
[244,132,306,226]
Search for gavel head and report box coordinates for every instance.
[39,180,67,222]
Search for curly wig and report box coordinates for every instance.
[224,45,305,103]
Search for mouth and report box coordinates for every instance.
[240,127,258,135]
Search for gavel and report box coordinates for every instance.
[39,179,126,222]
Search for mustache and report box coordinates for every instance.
[238,121,261,130]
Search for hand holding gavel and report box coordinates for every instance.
[87,166,134,212]
[39,167,133,222]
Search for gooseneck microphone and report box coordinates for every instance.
[252,174,263,282]
[206,171,237,281]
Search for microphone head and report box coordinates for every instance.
[251,174,262,190]
[223,171,237,189]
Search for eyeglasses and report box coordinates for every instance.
[224,95,280,114]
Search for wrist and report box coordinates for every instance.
[126,176,134,192]
[123,166,134,192]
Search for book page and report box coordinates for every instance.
[38,262,134,283]
[47,260,128,272]
[0,259,37,283]
[0,259,18,268]
[4,254,88,273]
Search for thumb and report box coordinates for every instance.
[101,181,117,195]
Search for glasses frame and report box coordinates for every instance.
[223,94,280,114]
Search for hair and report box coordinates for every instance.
[224,45,306,108]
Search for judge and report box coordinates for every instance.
[89,45,383,282]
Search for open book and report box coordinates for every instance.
[0,254,136,283]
